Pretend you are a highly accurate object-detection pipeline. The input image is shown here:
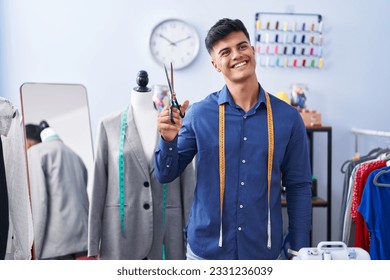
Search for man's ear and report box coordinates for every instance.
[211,60,221,72]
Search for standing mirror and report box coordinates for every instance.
[20,82,94,260]
[20,83,94,185]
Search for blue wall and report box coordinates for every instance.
[1,0,389,244]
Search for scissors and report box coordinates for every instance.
[164,62,185,124]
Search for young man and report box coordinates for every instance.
[155,18,312,260]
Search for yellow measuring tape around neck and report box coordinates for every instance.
[218,92,274,249]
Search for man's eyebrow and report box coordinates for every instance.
[217,47,230,55]
[237,40,249,47]
[216,40,249,55]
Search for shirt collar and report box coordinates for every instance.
[217,83,267,110]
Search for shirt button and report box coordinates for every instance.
[240,182,245,186]
[169,147,173,151]
[238,227,242,231]
[240,204,244,208]
[166,164,170,168]
[242,160,246,164]
[243,116,247,119]
[243,137,247,141]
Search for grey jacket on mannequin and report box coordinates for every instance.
[88,106,195,260]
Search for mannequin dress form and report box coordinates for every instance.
[88,70,195,260]
[130,70,158,163]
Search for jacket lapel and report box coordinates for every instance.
[124,107,150,178]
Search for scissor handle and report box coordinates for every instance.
[169,99,185,124]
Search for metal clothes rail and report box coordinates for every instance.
[351,128,390,157]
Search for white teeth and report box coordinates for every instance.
[235,61,247,68]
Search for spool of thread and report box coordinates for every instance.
[283,21,288,31]
[319,35,323,45]
[283,46,288,55]
[283,33,288,43]
[256,20,261,30]
[265,33,269,43]
[266,21,270,30]
[301,47,305,56]
[274,45,279,55]
[256,45,260,54]
[302,59,306,67]
[318,21,323,33]
[292,46,296,55]
[275,21,279,30]
[292,34,297,44]
[301,34,306,44]
[293,58,297,67]
[292,21,297,32]
[275,34,279,43]
[311,59,315,67]
[266,45,270,54]
[319,58,324,68]
[302,22,306,31]
[318,46,323,57]
[284,57,289,67]
[257,34,261,42]
[275,56,280,66]
[310,47,314,56]
[310,35,314,44]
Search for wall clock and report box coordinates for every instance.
[149,19,200,70]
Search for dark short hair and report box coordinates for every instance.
[205,18,251,54]
[25,124,42,142]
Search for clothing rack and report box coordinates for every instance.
[351,128,390,157]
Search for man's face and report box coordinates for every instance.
[210,31,256,84]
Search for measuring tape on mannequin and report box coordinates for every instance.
[119,107,167,259]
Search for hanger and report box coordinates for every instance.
[340,147,383,174]
[373,168,390,187]
[373,147,390,158]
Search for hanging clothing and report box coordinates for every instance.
[351,160,386,251]
[27,137,89,259]
[0,139,9,259]
[88,106,195,260]
[0,97,34,260]
[341,163,359,244]
[359,166,390,259]
[338,150,381,241]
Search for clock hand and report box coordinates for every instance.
[173,36,192,44]
[159,34,176,46]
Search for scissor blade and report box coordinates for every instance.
[170,62,174,93]
[163,64,173,94]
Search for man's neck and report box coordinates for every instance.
[226,77,259,112]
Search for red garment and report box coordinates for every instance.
[351,160,386,251]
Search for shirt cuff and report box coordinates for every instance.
[158,135,178,152]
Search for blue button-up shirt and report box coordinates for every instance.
[155,85,312,259]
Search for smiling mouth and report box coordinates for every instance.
[233,61,247,68]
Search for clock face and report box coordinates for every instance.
[149,19,200,69]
